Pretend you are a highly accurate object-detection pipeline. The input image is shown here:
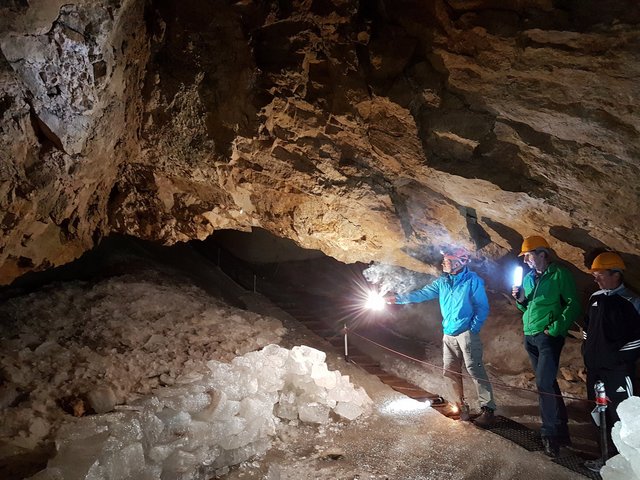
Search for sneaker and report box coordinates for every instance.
[584,458,605,473]
[474,406,496,427]
[541,437,559,458]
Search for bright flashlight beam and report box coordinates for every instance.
[338,274,392,329]
[512,266,523,287]
[365,291,386,311]
[381,397,432,415]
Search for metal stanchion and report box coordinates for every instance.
[343,324,349,363]
[593,380,609,461]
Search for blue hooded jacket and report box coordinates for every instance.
[394,267,490,336]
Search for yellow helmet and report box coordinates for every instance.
[518,235,550,256]
[590,252,625,272]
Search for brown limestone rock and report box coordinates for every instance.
[0,0,639,289]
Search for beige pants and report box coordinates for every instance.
[442,330,496,410]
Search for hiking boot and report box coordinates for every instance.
[457,403,471,421]
[584,458,605,473]
[541,437,560,458]
[474,406,496,427]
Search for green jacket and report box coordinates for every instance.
[516,263,580,337]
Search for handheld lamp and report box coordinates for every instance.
[365,291,386,311]
[512,266,523,287]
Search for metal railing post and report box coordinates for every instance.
[343,324,349,363]
[595,380,609,461]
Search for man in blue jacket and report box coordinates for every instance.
[385,247,496,425]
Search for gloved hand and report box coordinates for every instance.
[512,286,525,303]
[383,295,397,305]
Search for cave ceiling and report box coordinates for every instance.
[0,0,639,286]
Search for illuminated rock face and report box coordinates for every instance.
[0,0,148,282]
[1,0,639,285]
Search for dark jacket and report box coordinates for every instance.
[583,284,640,370]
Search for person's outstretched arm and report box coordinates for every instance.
[394,278,441,304]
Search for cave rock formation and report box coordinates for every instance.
[1,0,639,286]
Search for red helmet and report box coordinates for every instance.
[441,247,470,264]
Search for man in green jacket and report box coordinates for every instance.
[511,235,580,457]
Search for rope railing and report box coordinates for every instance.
[345,326,595,405]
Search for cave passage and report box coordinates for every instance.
[0,229,601,480]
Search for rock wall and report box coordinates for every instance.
[1,0,639,286]
[1,0,148,282]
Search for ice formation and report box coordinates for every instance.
[0,274,286,453]
[362,263,431,296]
[28,344,372,480]
[601,396,640,480]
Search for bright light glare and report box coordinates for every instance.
[512,266,523,287]
[364,291,386,311]
[450,403,459,414]
[382,397,432,415]
[340,274,392,329]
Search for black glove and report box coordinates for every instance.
[512,286,525,303]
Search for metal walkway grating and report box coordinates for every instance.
[474,415,544,451]
[552,454,602,480]
[475,416,602,479]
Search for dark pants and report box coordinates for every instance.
[587,366,634,457]
[524,333,569,439]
